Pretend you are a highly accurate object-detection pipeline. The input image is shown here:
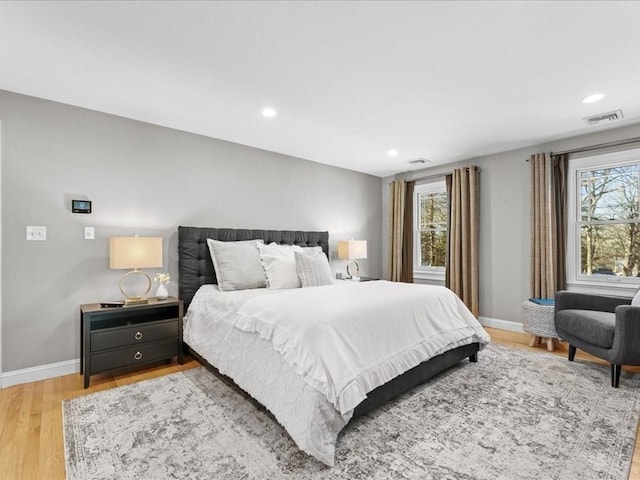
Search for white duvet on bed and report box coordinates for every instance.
[184,306,348,466]
[184,280,490,466]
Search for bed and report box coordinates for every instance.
[178,226,490,466]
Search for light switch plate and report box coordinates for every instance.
[26,226,46,241]
[84,226,95,240]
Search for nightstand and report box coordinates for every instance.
[80,297,184,388]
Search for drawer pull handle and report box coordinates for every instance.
[134,331,143,340]
[134,351,143,360]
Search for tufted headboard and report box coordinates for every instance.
[178,226,330,309]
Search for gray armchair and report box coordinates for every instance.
[554,290,640,388]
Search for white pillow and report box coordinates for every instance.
[206,239,266,291]
[257,243,325,289]
[257,243,303,289]
[295,250,334,287]
[632,288,640,306]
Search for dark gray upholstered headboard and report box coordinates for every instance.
[178,226,330,309]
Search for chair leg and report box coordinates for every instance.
[568,345,576,361]
[546,338,555,352]
[611,364,622,388]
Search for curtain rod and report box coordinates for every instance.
[550,136,640,156]
[389,172,449,185]
[406,172,453,183]
[392,166,474,183]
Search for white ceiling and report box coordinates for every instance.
[1,1,640,177]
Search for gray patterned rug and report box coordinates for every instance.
[63,344,640,480]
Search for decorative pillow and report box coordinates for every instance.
[295,250,334,287]
[301,245,323,255]
[632,288,640,307]
[257,243,303,289]
[206,239,266,291]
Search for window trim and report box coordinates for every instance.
[413,180,447,280]
[567,147,640,294]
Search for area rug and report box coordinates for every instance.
[63,344,640,480]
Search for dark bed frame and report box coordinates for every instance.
[178,226,479,418]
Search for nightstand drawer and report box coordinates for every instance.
[90,339,179,374]
[91,319,179,352]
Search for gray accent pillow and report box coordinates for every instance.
[206,239,266,291]
[295,250,333,287]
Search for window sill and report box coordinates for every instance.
[414,270,445,281]
[566,280,639,298]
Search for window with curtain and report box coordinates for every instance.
[567,147,640,290]
[413,181,448,280]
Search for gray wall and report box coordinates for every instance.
[0,90,382,372]
[382,122,640,325]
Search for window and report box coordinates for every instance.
[568,148,640,290]
[413,181,448,279]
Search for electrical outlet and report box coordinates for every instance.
[84,226,95,240]
[26,226,46,241]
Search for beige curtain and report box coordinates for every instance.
[530,153,568,298]
[388,180,406,281]
[445,167,480,317]
[389,179,416,282]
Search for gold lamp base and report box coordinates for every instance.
[123,297,149,306]
[119,269,152,305]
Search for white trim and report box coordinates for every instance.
[1,358,80,389]
[413,270,445,281]
[567,148,640,292]
[567,281,638,298]
[0,121,3,387]
[478,316,525,333]
[413,179,448,275]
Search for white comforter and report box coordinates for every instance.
[184,281,490,465]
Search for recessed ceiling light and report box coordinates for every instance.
[387,149,399,157]
[582,93,605,104]
[262,107,277,118]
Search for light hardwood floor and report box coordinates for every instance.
[1,327,639,480]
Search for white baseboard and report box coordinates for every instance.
[478,316,524,333]
[1,358,80,389]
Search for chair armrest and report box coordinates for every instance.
[555,290,631,314]
[612,306,640,364]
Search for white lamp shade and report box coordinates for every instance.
[337,240,367,260]
[109,237,163,269]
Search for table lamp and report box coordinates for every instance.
[337,239,367,280]
[109,236,163,305]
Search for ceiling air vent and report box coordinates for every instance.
[408,157,430,165]
[583,109,624,126]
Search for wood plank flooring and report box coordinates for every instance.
[0,327,638,479]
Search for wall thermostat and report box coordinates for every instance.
[72,199,92,214]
